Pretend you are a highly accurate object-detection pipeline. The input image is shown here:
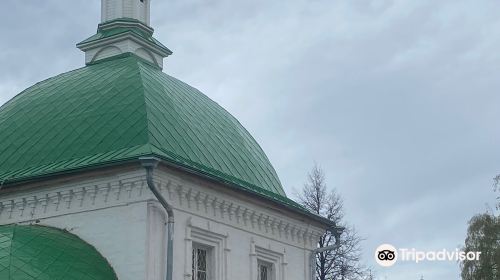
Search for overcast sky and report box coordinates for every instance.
[1,0,499,279]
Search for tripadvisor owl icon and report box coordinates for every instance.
[375,244,398,267]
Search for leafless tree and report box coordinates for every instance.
[297,165,371,280]
[494,174,499,212]
[364,269,376,280]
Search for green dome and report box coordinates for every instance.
[0,225,117,280]
[0,54,286,200]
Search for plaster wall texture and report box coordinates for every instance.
[0,165,325,280]
[84,39,164,68]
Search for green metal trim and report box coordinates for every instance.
[99,17,152,29]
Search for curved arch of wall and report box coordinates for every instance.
[92,46,123,63]
[135,47,158,65]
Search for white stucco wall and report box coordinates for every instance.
[0,165,326,280]
[102,0,151,25]
[83,38,164,68]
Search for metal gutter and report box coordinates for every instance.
[310,227,344,280]
[140,157,174,280]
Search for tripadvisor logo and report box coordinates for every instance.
[375,244,481,267]
[375,244,397,267]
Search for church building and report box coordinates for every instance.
[0,1,339,280]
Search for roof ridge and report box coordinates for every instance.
[134,59,155,156]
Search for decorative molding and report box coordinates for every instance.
[0,173,149,225]
[185,217,230,280]
[0,170,325,249]
[155,173,325,248]
[250,240,287,280]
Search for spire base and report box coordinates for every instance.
[77,18,171,69]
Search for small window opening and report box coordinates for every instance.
[192,246,209,280]
[258,261,273,280]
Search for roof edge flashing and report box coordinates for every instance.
[98,18,154,34]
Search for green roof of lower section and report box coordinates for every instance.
[0,54,286,200]
[0,225,117,280]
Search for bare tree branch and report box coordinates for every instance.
[494,174,500,212]
[297,165,373,280]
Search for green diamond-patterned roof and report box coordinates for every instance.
[0,225,117,280]
[0,54,287,199]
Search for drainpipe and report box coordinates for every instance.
[140,157,174,280]
[310,227,344,280]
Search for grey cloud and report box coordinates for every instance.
[1,0,499,279]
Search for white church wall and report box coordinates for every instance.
[0,168,153,280]
[0,165,326,280]
[155,168,325,280]
[42,202,149,280]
